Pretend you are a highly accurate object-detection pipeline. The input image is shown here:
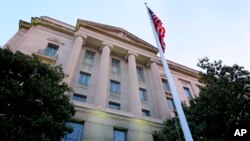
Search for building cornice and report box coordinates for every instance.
[169,63,200,78]
[19,20,32,29]
[157,59,200,79]
[20,17,75,36]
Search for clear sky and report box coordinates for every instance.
[1,0,250,71]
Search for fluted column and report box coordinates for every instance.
[149,59,170,120]
[64,31,87,84]
[94,42,113,107]
[127,51,142,116]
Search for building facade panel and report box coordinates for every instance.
[72,46,101,104]
[109,54,130,112]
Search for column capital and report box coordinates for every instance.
[74,31,87,41]
[147,58,158,66]
[102,41,113,48]
[125,50,138,59]
[100,41,113,51]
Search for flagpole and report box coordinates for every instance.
[145,3,193,141]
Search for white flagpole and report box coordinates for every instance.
[145,3,193,141]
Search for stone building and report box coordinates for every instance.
[5,16,200,141]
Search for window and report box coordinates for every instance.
[167,98,175,109]
[139,88,148,101]
[136,66,145,81]
[62,122,84,141]
[113,129,126,141]
[78,72,91,86]
[109,102,121,110]
[44,43,59,57]
[183,87,192,99]
[111,58,120,73]
[84,50,95,66]
[162,79,170,92]
[72,93,86,102]
[110,80,120,94]
[142,109,151,117]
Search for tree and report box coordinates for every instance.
[154,57,250,141]
[0,48,75,141]
[153,117,183,141]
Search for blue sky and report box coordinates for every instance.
[1,0,250,71]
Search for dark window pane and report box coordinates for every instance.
[162,79,170,92]
[136,66,145,81]
[110,80,120,94]
[109,102,120,110]
[183,87,192,99]
[84,50,95,65]
[109,102,121,110]
[72,93,86,102]
[44,43,59,57]
[78,72,91,86]
[167,98,175,109]
[139,88,147,101]
[142,109,151,117]
[113,129,126,141]
[112,58,120,73]
[62,122,84,141]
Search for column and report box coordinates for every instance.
[94,42,113,107]
[127,51,142,116]
[64,31,87,84]
[149,59,171,120]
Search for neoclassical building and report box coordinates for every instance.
[5,16,200,141]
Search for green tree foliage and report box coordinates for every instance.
[0,48,75,141]
[153,117,183,141]
[154,57,250,141]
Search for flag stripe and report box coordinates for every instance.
[147,7,166,52]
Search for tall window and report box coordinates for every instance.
[110,80,120,94]
[142,109,151,117]
[109,102,121,110]
[113,129,126,141]
[72,93,86,102]
[62,122,84,141]
[44,43,59,57]
[162,79,170,92]
[78,72,91,86]
[84,50,95,66]
[136,66,145,81]
[139,88,148,101]
[111,58,120,73]
[183,87,192,99]
[167,98,175,109]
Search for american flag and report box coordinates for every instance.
[147,7,166,52]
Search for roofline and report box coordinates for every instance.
[40,16,75,30]
[156,58,200,78]
[76,19,159,53]
[76,19,155,46]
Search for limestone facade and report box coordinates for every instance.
[5,16,201,141]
